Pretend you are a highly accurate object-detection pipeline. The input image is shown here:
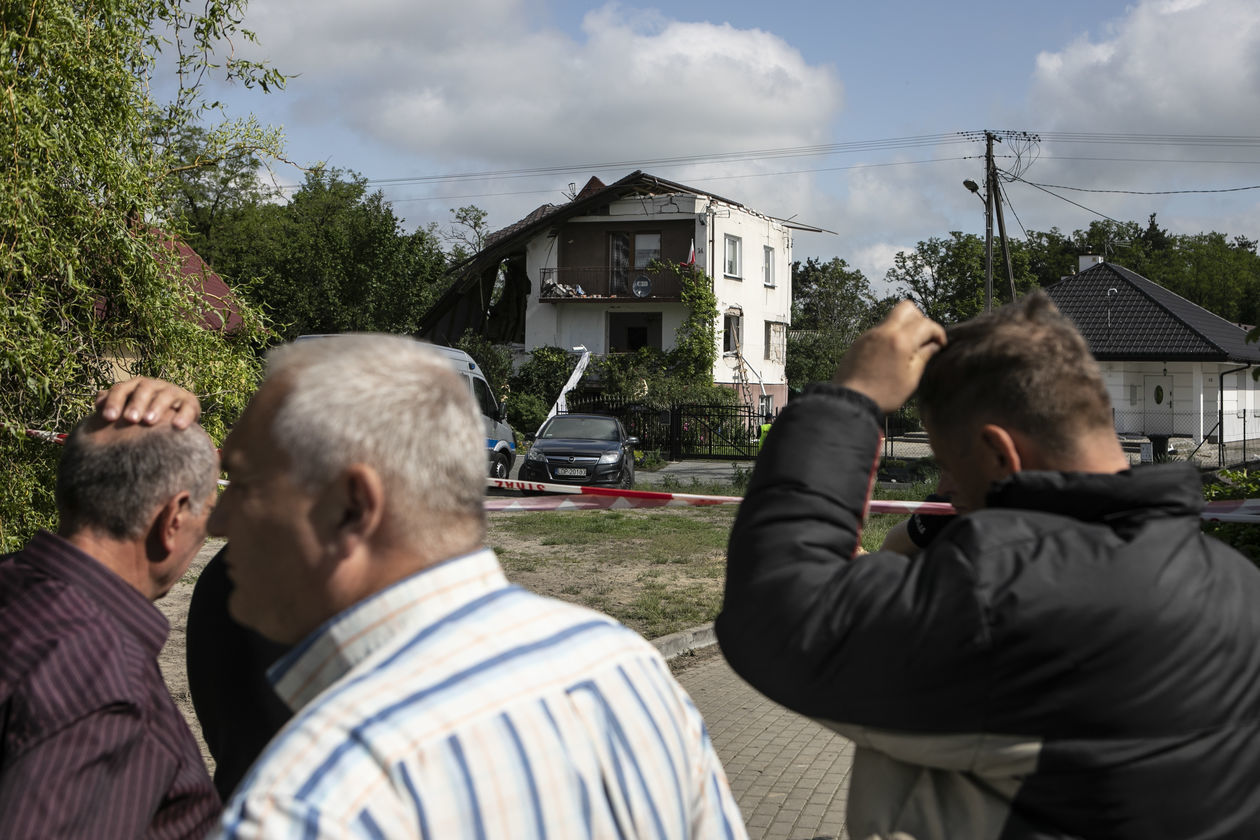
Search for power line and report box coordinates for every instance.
[283,133,973,191]
[1039,155,1260,166]
[1005,174,1125,224]
[384,156,972,204]
[1014,179,1260,196]
[998,181,1031,241]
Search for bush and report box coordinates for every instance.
[1202,468,1260,564]
[507,392,549,438]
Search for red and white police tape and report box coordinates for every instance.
[24,429,1260,522]
[486,477,1260,522]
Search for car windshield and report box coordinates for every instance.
[542,417,620,441]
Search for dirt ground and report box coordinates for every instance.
[155,538,222,774]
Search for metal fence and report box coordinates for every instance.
[1111,407,1256,468]
[561,395,771,460]
[879,404,1257,469]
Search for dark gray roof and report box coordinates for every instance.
[1043,262,1260,363]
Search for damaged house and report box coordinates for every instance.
[420,171,824,414]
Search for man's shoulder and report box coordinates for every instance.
[0,555,148,718]
[232,590,697,832]
[278,587,667,747]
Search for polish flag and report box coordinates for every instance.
[685,238,696,266]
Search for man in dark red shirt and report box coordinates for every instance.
[0,407,221,838]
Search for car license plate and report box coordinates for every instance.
[555,467,586,477]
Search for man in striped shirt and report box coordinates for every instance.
[209,334,745,839]
[0,407,222,838]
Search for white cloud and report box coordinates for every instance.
[1030,0,1260,156]
[238,0,842,167]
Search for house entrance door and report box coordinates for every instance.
[1143,375,1174,436]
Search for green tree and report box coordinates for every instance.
[1,0,282,551]
[444,205,491,262]
[885,233,987,324]
[1023,227,1080,288]
[786,257,876,387]
[164,124,283,268]
[204,169,450,341]
[887,233,1037,324]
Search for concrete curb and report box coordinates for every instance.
[652,623,718,660]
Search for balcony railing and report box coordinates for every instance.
[539,267,683,302]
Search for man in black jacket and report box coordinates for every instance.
[717,293,1260,839]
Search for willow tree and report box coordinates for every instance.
[1,0,283,550]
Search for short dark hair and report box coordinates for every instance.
[56,422,218,540]
[917,291,1113,457]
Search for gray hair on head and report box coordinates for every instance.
[56,421,219,540]
[264,334,486,537]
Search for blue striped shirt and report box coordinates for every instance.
[216,549,745,839]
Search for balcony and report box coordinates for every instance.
[539,267,684,303]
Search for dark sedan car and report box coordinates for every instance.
[518,414,638,489]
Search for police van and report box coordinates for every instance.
[294,336,516,478]
[429,345,516,478]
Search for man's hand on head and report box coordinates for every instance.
[831,300,946,413]
[95,377,202,429]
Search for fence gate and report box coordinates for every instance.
[561,397,768,460]
[673,404,763,460]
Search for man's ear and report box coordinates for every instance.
[328,464,386,555]
[978,424,1023,476]
[154,491,193,554]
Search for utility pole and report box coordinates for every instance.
[989,136,1017,303]
[983,132,994,312]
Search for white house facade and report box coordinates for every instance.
[423,172,815,414]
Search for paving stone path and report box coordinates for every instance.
[676,653,855,840]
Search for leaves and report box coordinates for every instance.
[1,0,282,550]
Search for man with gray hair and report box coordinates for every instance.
[0,410,222,838]
[209,334,744,838]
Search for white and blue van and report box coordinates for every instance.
[293,336,517,478]
[429,345,517,478]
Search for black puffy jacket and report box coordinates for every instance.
[717,384,1260,840]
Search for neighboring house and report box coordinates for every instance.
[420,171,824,414]
[1044,259,1260,446]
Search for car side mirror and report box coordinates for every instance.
[626,436,640,447]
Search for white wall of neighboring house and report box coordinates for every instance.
[521,189,793,412]
[1099,361,1255,444]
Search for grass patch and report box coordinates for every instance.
[627,581,723,640]
[487,466,941,638]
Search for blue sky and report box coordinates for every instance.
[201,0,1260,290]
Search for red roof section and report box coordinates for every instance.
[157,234,244,332]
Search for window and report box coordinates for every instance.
[723,311,743,354]
[633,233,660,269]
[471,376,499,418]
[611,232,660,295]
[764,321,786,362]
[724,235,742,278]
[763,246,775,287]
[759,394,774,418]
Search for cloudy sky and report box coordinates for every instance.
[202,0,1260,290]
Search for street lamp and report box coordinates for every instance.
[962,178,994,312]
